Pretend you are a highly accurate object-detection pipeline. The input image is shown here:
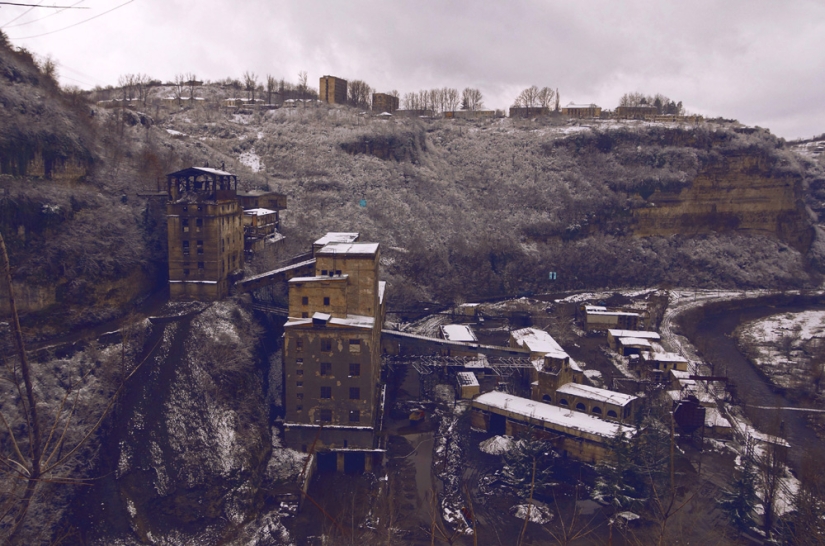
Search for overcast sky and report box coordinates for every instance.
[2,0,823,139]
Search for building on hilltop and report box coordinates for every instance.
[319,75,347,105]
[282,239,387,472]
[372,93,399,114]
[562,102,602,118]
[615,105,658,119]
[166,167,244,301]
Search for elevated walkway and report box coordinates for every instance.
[235,258,316,293]
[381,329,532,360]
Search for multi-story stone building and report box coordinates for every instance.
[282,239,387,472]
[166,167,244,301]
[372,93,399,114]
[319,75,347,105]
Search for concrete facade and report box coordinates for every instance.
[372,93,399,114]
[319,76,347,105]
[562,103,602,118]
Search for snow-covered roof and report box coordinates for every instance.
[441,324,477,343]
[556,383,637,407]
[647,351,687,362]
[584,305,607,312]
[317,242,379,256]
[608,329,660,340]
[618,337,652,347]
[284,314,374,329]
[243,208,277,216]
[288,275,348,283]
[588,310,641,317]
[378,281,386,306]
[314,232,359,246]
[565,102,599,108]
[456,371,479,387]
[473,391,635,440]
[510,328,566,357]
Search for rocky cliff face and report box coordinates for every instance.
[634,151,812,251]
[66,301,297,545]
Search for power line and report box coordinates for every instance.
[0,0,41,27]
[9,0,133,39]
[0,2,87,6]
[2,0,84,28]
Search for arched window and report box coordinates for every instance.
[592,406,602,415]
[607,410,618,418]
[542,394,552,403]
[560,398,569,406]
[576,403,586,412]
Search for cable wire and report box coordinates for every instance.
[0,0,42,28]
[2,0,84,28]
[9,0,134,39]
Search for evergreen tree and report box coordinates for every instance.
[719,455,757,534]
[594,430,643,510]
[502,435,555,498]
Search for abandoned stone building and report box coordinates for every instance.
[166,167,245,301]
[581,304,644,332]
[166,168,286,300]
[319,75,347,105]
[282,239,387,472]
[372,92,399,114]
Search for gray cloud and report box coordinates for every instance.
[2,0,823,138]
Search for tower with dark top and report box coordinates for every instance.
[166,167,244,301]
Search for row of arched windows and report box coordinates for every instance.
[542,393,618,419]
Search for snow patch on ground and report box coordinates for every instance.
[479,435,514,455]
[239,148,264,172]
[510,502,553,524]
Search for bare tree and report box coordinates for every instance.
[443,87,460,112]
[348,79,372,109]
[297,70,308,99]
[134,73,152,105]
[538,87,555,109]
[266,74,277,105]
[514,85,541,109]
[461,87,484,111]
[184,72,198,99]
[172,73,186,106]
[243,71,258,102]
[118,74,135,102]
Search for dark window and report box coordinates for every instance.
[323,297,330,306]
[542,394,551,403]
[182,241,190,255]
[197,205,203,212]
[296,405,302,412]
[576,403,586,411]
[301,296,308,305]
[349,363,361,377]
[197,247,204,255]
[321,269,328,276]
[183,269,190,276]
[321,339,332,352]
[349,339,361,353]
[607,410,618,418]
[296,340,303,351]
[560,398,569,406]
[320,386,331,399]
[296,369,303,376]
[196,218,203,227]
[335,270,341,276]
[592,406,602,414]
[296,381,303,387]
[296,393,303,400]
[301,312,309,318]
[349,410,360,423]
[182,206,188,213]
[319,409,332,422]
[349,387,360,400]
[320,362,331,376]
[197,262,205,269]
